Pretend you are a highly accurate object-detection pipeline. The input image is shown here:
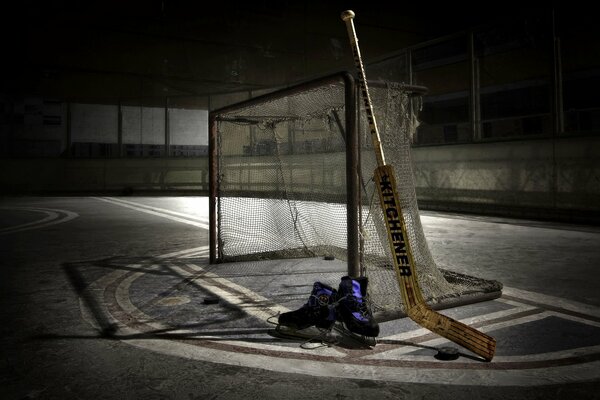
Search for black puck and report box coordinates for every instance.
[324,255,335,260]
[203,296,220,305]
[101,323,118,337]
[435,346,459,361]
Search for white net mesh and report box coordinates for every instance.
[213,76,501,320]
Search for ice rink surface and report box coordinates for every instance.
[1,196,599,399]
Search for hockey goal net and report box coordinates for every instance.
[209,73,501,320]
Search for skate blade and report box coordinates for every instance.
[333,322,377,348]
[270,325,338,349]
[269,324,376,349]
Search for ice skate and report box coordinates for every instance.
[271,282,339,347]
[335,276,379,346]
[278,281,337,330]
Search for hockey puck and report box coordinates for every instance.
[203,296,220,305]
[435,346,459,361]
[324,255,335,260]
[101,323,118,338]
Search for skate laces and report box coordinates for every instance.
[337,293,371,318]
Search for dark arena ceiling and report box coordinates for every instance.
[0,0,580,103]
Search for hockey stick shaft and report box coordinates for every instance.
[341,10,496,361]
[341,10,386,168]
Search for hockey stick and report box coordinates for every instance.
[341,10,496,361]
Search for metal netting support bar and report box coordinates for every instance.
[209,114,218,264]
[344,73,360,278]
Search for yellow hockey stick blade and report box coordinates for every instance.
[408,303,496,361]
